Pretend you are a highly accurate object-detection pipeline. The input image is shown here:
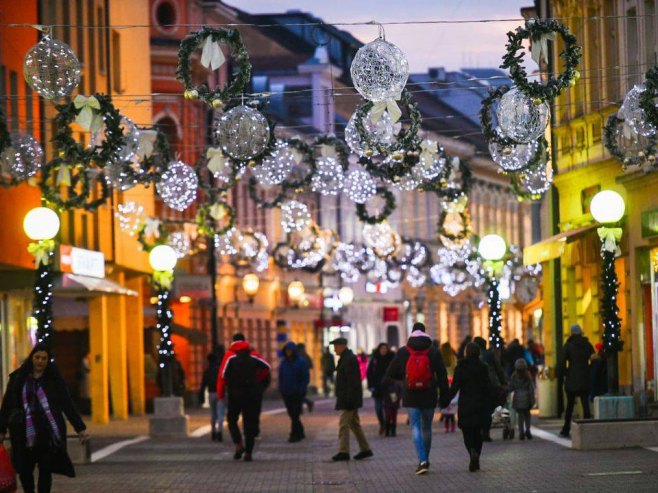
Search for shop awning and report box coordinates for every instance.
[523,224,597,265]
[54,273,138,297]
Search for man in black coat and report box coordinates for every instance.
[384,323,449,475]
[330,338,373,462]
[559,324,594,438]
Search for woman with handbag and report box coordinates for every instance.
[0,344,89,493]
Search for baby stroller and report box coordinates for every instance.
[492,393,516,440]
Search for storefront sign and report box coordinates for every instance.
[383,306,399,322]
[59,245,105,278]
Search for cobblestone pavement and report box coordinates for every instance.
[36,399,658,493]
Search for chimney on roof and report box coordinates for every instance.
[428,67,446,81]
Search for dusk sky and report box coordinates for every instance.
[232,0,531,72]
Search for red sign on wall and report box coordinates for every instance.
[383,306,399,322]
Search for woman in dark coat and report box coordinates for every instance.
[0,344,89,493]
[448,342,490,473]
[366,343,394,435]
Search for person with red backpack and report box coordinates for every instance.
[384,323,449,475]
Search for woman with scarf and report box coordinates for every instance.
[0,344,89,493]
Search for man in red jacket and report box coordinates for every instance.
[216,333,270,398]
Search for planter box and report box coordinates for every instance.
[572,418,658,450]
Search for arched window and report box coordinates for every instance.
[153,0,177,31]
[154,116,179,154]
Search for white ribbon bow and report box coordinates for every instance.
[370,95,403,124]
[319,144,337,159]
[144,218,161,239]
[206,147,229,176]
[419,139,438,163]
[137,130,158,159]
[597,227,623,256]
[209,203,227,221]
[621,121,634,140]
[56,163,71,186]
[201,36,226,71]
[531,31,556,66]
[290,147,303,164]
[73,95,103,133]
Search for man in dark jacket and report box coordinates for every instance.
[279,342,310,442]
[331,338,373,462]
[223,340,271,462]
[559,324,594,438]
[321,347,336,397]
[385,323,449,475]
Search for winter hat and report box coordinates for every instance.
[570,324,583,336]
[412,322,426,333]
[514,358,528,371]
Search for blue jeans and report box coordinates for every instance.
[209,392,226,431]
[408,407,435,463]
[374,397,385,427]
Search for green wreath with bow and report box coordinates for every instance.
[247,176,287,209]
[356,186,396,224]
[176,27,251,107]
[353,88,422,156]
[280,137,316,191]
[196,199,236,237]
[479,85,521,147]
[136,218,169,253]
[53,94,125,168]
[422,157,473,202]
[500,19,581,102]
[136,127,172,185]
[639,66,658,129]
[39,157,110,211]
[438,208,472,244]
[312,134,350,171]
[603,113,657,169]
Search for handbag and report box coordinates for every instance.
[0,445,17,493]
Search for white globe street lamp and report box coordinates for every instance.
[149,245,178,272]
[478,234,507,261]
[23,207,60,240]
[590,190,625,224]
[478,234,507,349]
[338,286,354,307]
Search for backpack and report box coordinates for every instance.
[405,346,433,391]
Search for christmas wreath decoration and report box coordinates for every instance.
[248,176,287,209]
[422,157,473,202]
[137,127,172,185]
[281,137,316,190]
[196,199,236,237]
[312,134,350,170]
[500,19,581,102]
[353,89,422,156]
[136,218,169,253]
[53,94,125,167]
[638,66,658,130]
[479,85,519,147]
[356,186,396,224]
[603,114,657,168]
[39,157,110,211]
[438,208,472,245]
[176,27,251,107]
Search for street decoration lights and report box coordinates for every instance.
[288,280,305,307]
[149,244,178,397]
[242,273,260,304]
[590,190,625,394]
[23,207,60,346]
[478,234,507,349]
[338,286,354,307]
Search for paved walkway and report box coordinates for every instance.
[35,399,658,492]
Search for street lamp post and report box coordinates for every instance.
[23,207,60,346]
[590,190,625,395]
[478,234,507,349]
[149,244,178,397]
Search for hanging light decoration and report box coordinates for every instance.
[405,266,427,288]
[215,227,239,256]
[280,200,311,233]
[252,141,295,186]
[311,156,345,195]
[215,105,271,160]
[0,133,44,181]
[488,136,541,172]
[167,232,191,259]
[156,160,198,211]
[344,169,377,204]
[350,37,409,102]
[512,160,554,200]
[363,222,400,259]
[115,201,145,236]
[23,35,81,100]
[618,85,656,137]
[344,111,399,156]
[496,87,550,144]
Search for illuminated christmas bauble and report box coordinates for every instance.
[215,105,271,160]
[405,266,426,288]
[417,140,447,179]
[496,88,550,144]
[167,232,191,259]
[0,133,43,180]
[252,141,294,186]
[363,222,400,258]
[280,200,311,233]
[92,115,141,164]
[23,36,81,99]
[344,169,377,203]
[393,169,422,191]
[115,201,144,236]
[619,85,656,137]
[350,38,409,102]
[311,156,344,195]
[156,161,198,211]
[104,161,139,191]
[517,161,554,198]
[344,111,399,156]
[488,136,540,172]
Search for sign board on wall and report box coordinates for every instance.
[59,245,105,279]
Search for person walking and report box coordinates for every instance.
[384,322,449,475]
[357,349,368,381]
[508,359,535,440]
[559,324,594,438]
[222,339,271,462]
[448,342,490,472]
[198,347,225,441]
[0,344,89,493]
[321,347,336,397]
[473,336,506,442]
[383,378,402,437]
[456,335,472,360]
[366,342,394,435]
[330,338,373,462]
[589,342,608,401]
[296,343,315,413]
[279,342,310,443]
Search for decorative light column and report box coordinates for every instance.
[478,234,507,349]
[23,207,60,346]
[149,244,178,397]
[590,190,625,395]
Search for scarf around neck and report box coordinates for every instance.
[22,374,62,448]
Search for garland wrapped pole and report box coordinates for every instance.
[478,234,507,349]
[23,207,60,347]
[486,276,504,349]
[149,245,178,397]
[590,190,625,395]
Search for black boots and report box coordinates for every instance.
[384,422,397,437]
[468,449,480,472]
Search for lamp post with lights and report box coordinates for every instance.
[478,234,507,349]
